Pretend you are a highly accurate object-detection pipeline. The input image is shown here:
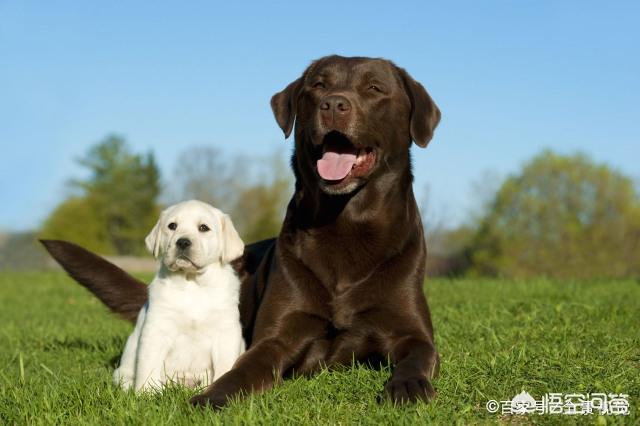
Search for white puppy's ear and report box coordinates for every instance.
[145,216,164,259]
[220,214,244,264]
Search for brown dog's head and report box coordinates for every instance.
[271,55,441,195]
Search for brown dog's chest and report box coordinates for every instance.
[297,227,389,287]
[325,280,362,329]
[285,221,419,334]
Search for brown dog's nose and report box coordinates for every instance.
[320,95,352,129]
[320,95,352,114]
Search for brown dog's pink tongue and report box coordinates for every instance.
[317,151,357,180]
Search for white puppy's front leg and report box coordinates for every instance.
[134,314,177,392]
[113,304,147,390]
[211,323,246,382]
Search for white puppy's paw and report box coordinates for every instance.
[113,367,134,390]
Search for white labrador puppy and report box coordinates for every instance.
[113,200,246,392]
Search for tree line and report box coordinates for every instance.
[39,135,291,256]
[33,135,640,279]
[427,151,640,279]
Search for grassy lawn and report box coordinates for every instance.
[0,271,638,425]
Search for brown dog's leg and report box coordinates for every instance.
[383,336,439,404]
[190,312,327,408]
[40,240,148,323]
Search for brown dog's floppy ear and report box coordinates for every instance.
[270,77,303,139]
[398,67,441,148]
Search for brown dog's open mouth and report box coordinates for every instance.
[316,131,376,184]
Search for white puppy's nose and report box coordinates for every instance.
[176,238,192,250]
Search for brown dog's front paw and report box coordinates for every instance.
[189,391,229,409]
[383,375,436,405]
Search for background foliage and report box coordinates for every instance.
[465,151,640,279]
[4,135,637,279]
[39,136,161,255]
[164,147,291,244]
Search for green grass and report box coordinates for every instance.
[0,272,638,425]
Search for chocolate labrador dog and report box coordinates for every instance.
[42,55,441,408]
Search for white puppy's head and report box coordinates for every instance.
[145,200,244,273]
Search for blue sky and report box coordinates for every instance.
[1,1,638,232]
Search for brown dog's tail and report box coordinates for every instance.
[40,240,148,323]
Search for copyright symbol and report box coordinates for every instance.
[486,400,499,413]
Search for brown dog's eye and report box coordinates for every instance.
[313,81,325,89]
[168,222,177,230]
[369,85,382,92]
[198,224,210,232]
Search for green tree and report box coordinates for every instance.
[40,197,112,253]
[40,135,161,255]
[231,183,289,243]
[468,150,640,279]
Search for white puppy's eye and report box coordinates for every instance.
[168,222,177,230]
[198,224,210,232]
